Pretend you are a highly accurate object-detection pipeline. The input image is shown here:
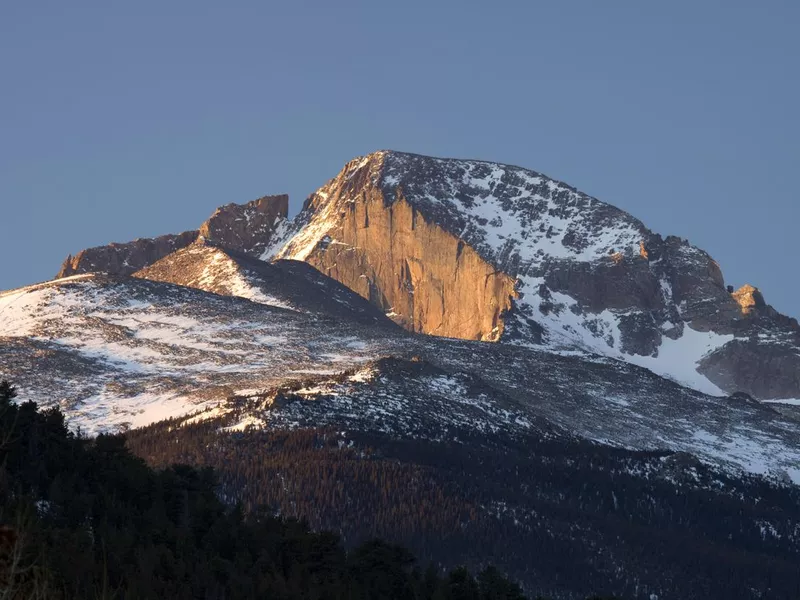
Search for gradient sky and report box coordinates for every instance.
[1,1,798,315]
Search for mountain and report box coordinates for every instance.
[56,194,289,277]
[4,150,800,598]
[273,151,800,400]
[53,152,800,400]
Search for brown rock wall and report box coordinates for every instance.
[301,188,517,341]
[57,230,198,278]
[57,195,288,278]
[199,194,288,256]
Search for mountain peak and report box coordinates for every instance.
[273,150,800,399]
[198,194,288,256]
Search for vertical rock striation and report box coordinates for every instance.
[276,154,518,340]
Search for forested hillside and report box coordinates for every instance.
[0,380,538,599]
[127,401,800,599]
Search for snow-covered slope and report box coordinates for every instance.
[134,241,397,326]
[0,274,401,432]
[2,271,800,482]
[169,345,800,484]
[219,357,554,440]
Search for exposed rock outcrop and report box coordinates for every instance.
[57,230,199,278]
[700,339,800,399]
[277,155,517,340]
[731,284,767,316]
[57,194,288,278]
[198,194,288,257]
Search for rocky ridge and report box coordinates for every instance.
[57,229,199,279]
[56,194,288,277]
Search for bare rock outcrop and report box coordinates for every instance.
[57,195,288,278]
[198,194,288,257]
[277,156,517,340]
[57,230,198,278]
[700,339,800,399]
[731,284,767,316]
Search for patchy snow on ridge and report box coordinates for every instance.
[220,364,543,441]
[182,246,296,310]
[0,276,394,434]
[378,151,647,272]
[514,276,733,396]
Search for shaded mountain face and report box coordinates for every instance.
[57,229,199,279]
[0,274,405,432]
[133,241,397,327]
[56,194,288,278]
[273,151,800,399]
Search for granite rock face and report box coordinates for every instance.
[274,158,516,340]
[732,284,767,316]
[57,195,288,278]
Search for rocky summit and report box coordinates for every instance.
[56,193,289,278]
[6,150,800,598]
[271,151,800,399]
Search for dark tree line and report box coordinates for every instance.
[5,373,800,599]
[0,380,545,599]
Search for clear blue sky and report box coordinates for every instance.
[1,1,798,315]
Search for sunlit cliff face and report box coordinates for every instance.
[731,284,766,316]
